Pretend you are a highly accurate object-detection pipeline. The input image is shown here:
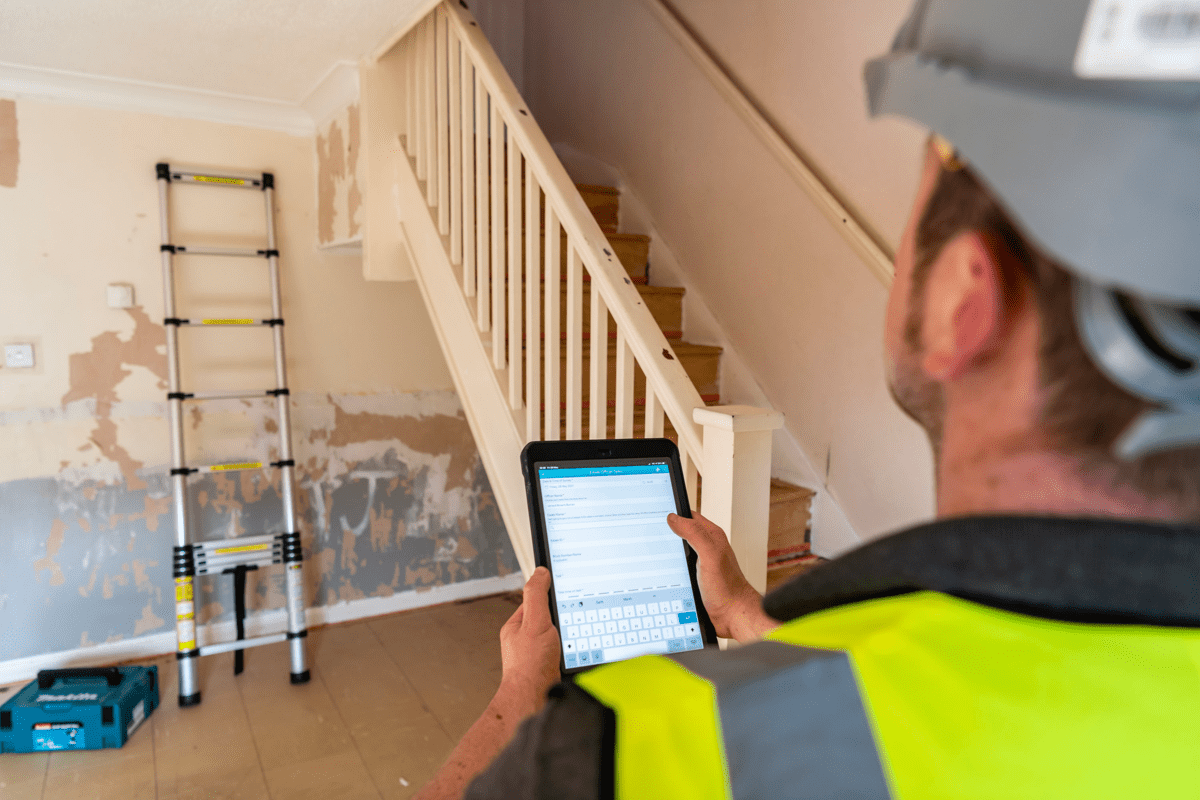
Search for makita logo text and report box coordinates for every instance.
[35,693,98,702]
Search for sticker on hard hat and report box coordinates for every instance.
[1075,0,1200,80]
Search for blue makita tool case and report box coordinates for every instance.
[0,666,158,753]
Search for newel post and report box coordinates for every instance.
[694,405,784,595]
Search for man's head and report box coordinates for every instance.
[871,0,1200,520]
[887,138,1200,520]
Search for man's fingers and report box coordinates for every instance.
[520,566,553,630]
[501,603,525,636]
[668,512,724,552]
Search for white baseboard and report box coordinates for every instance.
[0,573,523,686]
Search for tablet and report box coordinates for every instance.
[521,438,718,675]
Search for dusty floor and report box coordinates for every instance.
[0,591,522,799]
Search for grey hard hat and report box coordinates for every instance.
[865,0,1200,306]
[866,0,1200,457]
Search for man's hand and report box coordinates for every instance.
[668,512,780,643]
[496,566,561,717]
[413,567,561,800]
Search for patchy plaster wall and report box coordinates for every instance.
[0,99,16,188]
[0,389,514,662]
[316,102,363,246]
[0,97,514,666]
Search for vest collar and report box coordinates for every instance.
[763,516,1200,627]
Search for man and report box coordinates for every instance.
[418,0,1200,796]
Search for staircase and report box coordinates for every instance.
[364,0,796,593]
[570,185,819,591]
[548,184,720,439]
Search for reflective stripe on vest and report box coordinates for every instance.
[577,590,1200,799]
[575,641,890,799]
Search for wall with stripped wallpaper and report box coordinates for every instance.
[0,97,517,669]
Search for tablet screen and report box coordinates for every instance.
[536,457,705,669]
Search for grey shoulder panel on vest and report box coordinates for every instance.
[465,681,615,800]
[671,641,892,800]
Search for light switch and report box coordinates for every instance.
[107,283,135,309]
[4,343,34,368]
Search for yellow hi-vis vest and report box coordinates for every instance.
[575,590,1200,799]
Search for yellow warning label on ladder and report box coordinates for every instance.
[175,577,196,650]
[195,176,246,185]
[211,462,262,471]
[212,543,271,555]
[202,318,254,325]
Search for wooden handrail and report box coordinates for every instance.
[383,1,787,580]
[444,0,708,463]
[641,0,895,287]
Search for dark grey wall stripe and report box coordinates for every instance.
[671,641,892,800]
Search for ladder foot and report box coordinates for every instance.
[178,691,202,707]
[290,670,311,685]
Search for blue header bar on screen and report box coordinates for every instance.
[538,464,669,479]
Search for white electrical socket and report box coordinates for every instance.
[107,283,135,309]
[4,343,34,369]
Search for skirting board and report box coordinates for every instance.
[0,572,524,686]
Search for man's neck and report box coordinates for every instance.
[935,444,1183,521]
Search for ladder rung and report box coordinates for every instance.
[198,633,287,658]
[166,169,266,189]
[194,535,282,574]
[195,533,281,552]
[175,389,283,402]
[171,319,279,327]
[170,245,275,258]
[196,556,279,575]
[194,461,266,474]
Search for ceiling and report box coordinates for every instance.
[0,0,429,106]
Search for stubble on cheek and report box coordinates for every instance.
[887,322,946,463]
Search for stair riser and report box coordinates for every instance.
[496,281,683,340]
[529,348,720,402]
[533,230,648,282]
[525,282,682,338]
[768,498,811,555]
[576,184,620,234]
[541,417,683,443]
[474,230,647,284]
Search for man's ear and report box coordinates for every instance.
[919,231,1007,381]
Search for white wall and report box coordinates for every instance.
[524,0,936,550]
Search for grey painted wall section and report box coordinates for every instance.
[0,390,516,663]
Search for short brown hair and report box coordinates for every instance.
[912,162,1200,519]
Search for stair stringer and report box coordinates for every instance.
[393,154,536,578]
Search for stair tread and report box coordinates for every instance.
[576,183,620,196]
[770,479,815,503]
[766,555,822,593]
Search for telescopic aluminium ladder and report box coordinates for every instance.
[156,163,310,707]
